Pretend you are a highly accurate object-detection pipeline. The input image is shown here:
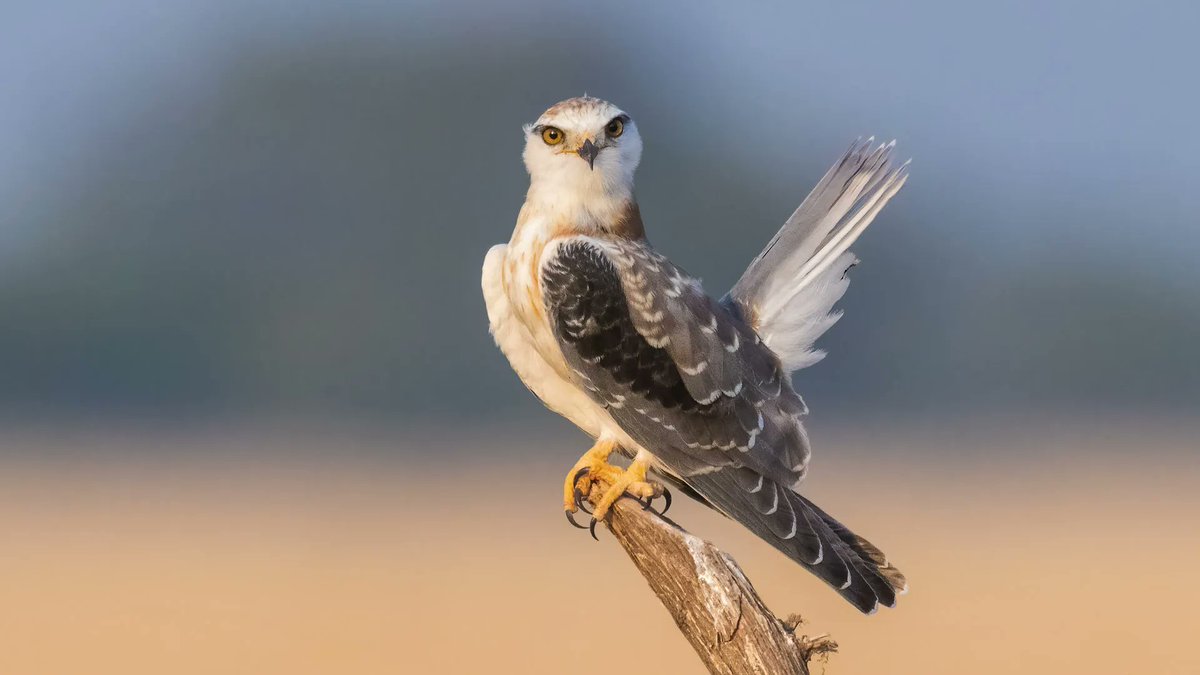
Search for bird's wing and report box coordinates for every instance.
[541,235,806,484]
[540,236,904,613]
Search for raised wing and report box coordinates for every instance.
[540,236,905,613]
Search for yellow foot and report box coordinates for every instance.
[563,440,621,515]
[563,447,671,539]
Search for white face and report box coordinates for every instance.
[522,97,643,196]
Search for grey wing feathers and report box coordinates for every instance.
[603,241,781,406]
[541,236,905,613]
[543,236,807,484]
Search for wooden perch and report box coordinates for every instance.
[596,493,837,674]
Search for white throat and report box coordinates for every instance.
[524,171,633,232]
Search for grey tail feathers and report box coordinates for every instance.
[683,467,908,614]
[725,138,909,373]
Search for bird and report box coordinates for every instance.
[482,95,909,613]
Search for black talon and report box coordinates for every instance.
[637,488,673,516]
[572,468,595,513]
[589,518,600,541]
[572,466,590,484]
[573,484,594,514]
[565,510,588,529]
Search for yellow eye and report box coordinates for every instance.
[541,127,564,145]
[605,117,624,138]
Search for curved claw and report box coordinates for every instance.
[637,487,673,516]
[576,489,594,514]
[571,467,595,514]
[565,510,588,529]
[588,517,600,541]
[572,466,590,484]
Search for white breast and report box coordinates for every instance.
[482,243,613,439]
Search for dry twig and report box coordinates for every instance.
[594,491,837,674]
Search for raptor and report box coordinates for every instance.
[482,96,908,613]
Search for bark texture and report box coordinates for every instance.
[600,497,837,674]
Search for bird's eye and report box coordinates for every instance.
[605,117,624,138]
[541,127,564,145]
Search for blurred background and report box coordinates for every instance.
[1,1,1197,673]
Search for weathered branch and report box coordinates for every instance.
[597,494,837,674]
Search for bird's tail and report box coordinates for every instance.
[725,139,908,372]
[684,468,907,613]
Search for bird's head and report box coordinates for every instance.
[523,96,642,197]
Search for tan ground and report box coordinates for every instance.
[0,420,1196,674]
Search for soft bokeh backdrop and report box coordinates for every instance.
[2,2,1197,673]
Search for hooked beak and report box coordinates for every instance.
[576,138,600,169]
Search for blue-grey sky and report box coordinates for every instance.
[1,1,1196,418]
[6,1,1198,261]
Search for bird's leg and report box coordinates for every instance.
[565,444,670,534]
[564,440,623,522]
[589,450,664,524]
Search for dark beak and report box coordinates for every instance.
[576,138,599,169]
